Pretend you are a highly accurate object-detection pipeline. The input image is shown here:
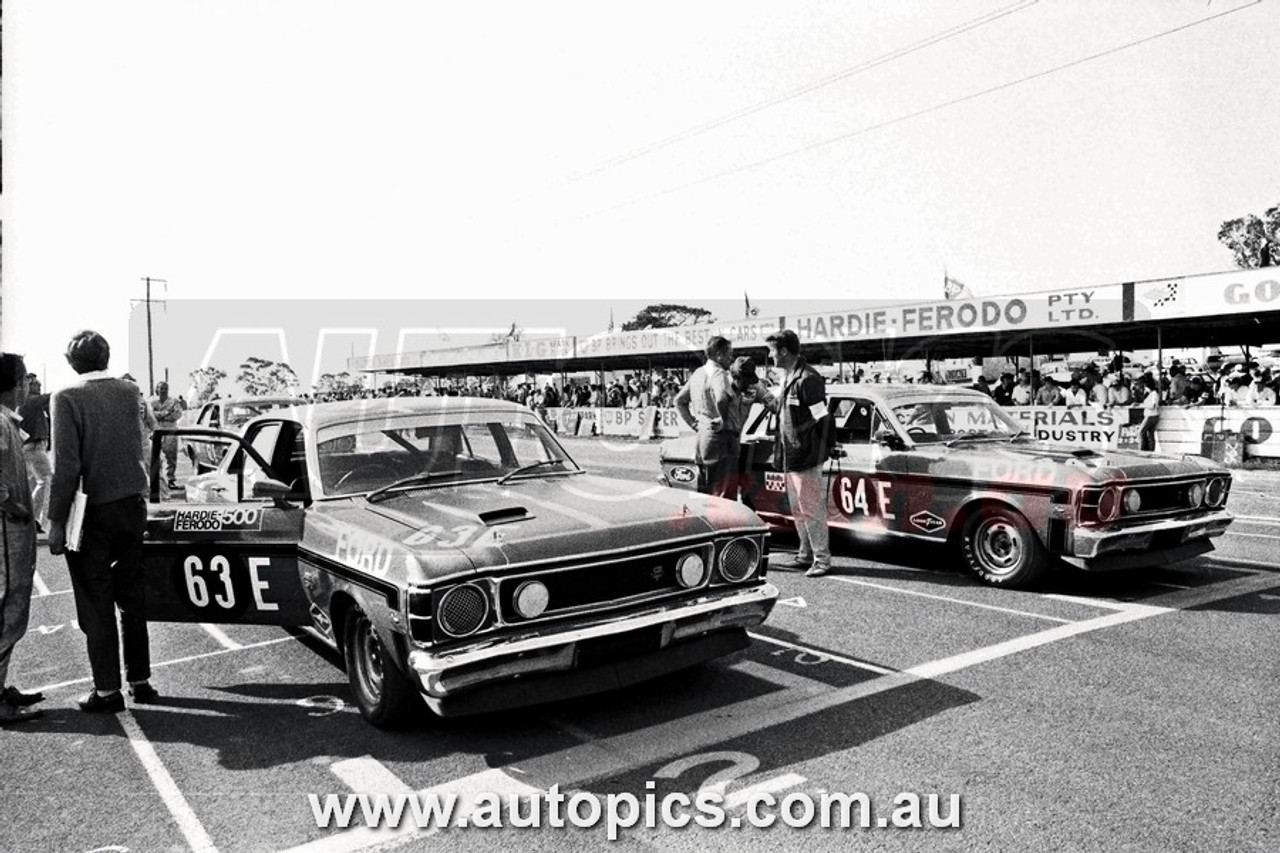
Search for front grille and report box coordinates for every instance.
[1080,476,1228,526]
[498,544,712,623]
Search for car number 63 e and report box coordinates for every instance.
[182,554,279,612]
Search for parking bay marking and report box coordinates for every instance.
[827,576,1076,623]
[118,710,219,853]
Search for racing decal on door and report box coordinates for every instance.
[145,547,311,624]
[832,474,896,520]
[909,510,947,534]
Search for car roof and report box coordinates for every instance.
[250,396,529,431]
[824,383,994,406]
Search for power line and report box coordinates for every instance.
[582,0,1262,220]
[574,0,1040,180]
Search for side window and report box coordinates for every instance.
[833,398,875,444]
[269,422,310,500]
[240,422,282,498]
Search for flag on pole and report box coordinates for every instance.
[744,291,758,317]
[944,270,971,300]
[608,309,615,333]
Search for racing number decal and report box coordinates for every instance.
[175,552,286,618]
[833,475,896,520]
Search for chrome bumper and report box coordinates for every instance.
[1068,509,1233,567]
[406,583,778,705]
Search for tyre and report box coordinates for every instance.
[343,608,420,728]
[959,504,1048,589]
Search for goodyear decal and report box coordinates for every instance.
[173,507,264,533]
[910,510,947,534]
[333,529,393,576]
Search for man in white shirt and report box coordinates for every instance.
[675,336,737,499]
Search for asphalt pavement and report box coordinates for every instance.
[1,438,1276,852]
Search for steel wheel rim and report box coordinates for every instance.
[354,619,385,703]
[974,518,1023,576]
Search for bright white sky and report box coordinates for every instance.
[2,0,1276,389]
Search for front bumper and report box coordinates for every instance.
[1066,509,1233,571]
[406,583,778,715]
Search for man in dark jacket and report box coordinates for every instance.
[763,329,832,577]
[48,331,159,713]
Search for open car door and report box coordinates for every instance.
[143,423,312,626]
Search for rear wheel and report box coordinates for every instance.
[343,608,419,728]
[960,505,1047,589]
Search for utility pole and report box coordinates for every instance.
[132,277,167,394]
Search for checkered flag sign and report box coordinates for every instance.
[1138,279,1184,317]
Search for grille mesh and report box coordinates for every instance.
[719,538,760,582]
[437,584,489,637]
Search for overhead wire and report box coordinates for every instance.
[573,0,1040,180]
[580,0,1263,220]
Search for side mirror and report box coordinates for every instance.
[874,428,906,451]
[252,478,295,508]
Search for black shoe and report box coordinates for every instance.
[167,479,180,490]
[128,682,161,704]
[2,685,46,707]
[78,690,125,714]
[0,703,42,725]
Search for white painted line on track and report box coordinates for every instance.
[32,571,52,597]
[119,710,219,853]
[749,632,897,675]
[1146,581,1192,590]
[1042,593,1131,612]
[828,576,1074,623]
[904,603,1170,680]
[1227,514,1280,524]
[1199,556,1276,571]
[733,659,828,693]
[30,586,74,600]
[1224,530,1280,541]
[200,623,244,650]
[30,636,295,695]
[332,757,414,795]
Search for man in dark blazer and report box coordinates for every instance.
[48,331,159,713]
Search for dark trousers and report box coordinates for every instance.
[66,495,150,693]
[1139,414,1160,452]
[697,432,740,500]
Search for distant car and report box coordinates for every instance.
[659,385,1233,589]
[182,396,305,473]
[149,398,776,727]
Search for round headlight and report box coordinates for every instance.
[1097,487,1120,523]
[676,553,707,588]
[1187,482,1206,508]
[512,581,550,619]
[1205,477,1227,507]
[436,583,489,637]
[719,538,761,582]
[1122,488,1142,514]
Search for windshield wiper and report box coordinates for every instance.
[497,459,569,485]
[944,433,1009,447]
[366,470,462,503]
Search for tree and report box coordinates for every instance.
[621,303,715,331]
[314,371,363,400]
[188,366,227,405]
[1218,204,1279,268]
[237,356,300,396]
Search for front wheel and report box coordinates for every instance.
[343,608,420,728]
[959,505,1048,589]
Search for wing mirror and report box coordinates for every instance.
[252,478,295,508]
[874,428,906,451]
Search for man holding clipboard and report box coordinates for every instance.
[48,331,159,713]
